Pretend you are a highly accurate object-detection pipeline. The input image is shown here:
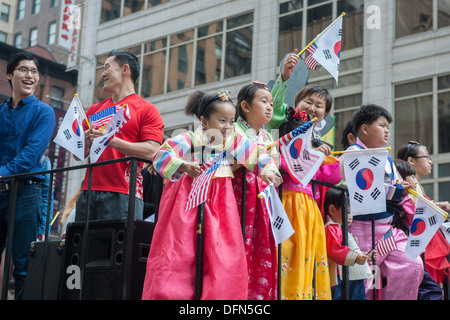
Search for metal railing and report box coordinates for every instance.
[1,156,448,300]
[0,156,155,300]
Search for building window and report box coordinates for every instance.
[1,4,10,22]
[195,22,223,86]
[0,32,7,43]
[14,33,22,49]
[101,0,121,23]
[394,74,450,201]
[48,21,57,45]
[147,0,170,8]
[94,12,254,101]
[16,0,25,20]
[50,86,65,109]
[32,0,41,15]
[331,93,362,150]
[278,0,364,63]
[396,0,450,38]
[224,13,253,79]
[101,0,171,23]
[50,0,59,8]
[29,28,38,47]
[123,0,146,17]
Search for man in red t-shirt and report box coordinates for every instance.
[75,49,164,221]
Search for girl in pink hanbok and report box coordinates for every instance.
[141,90,281,300]
[232,80,279,300]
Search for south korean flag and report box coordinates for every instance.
[343,149,388,216]
[405,198,447,261]
[259,184,295,245]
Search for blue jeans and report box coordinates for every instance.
[0,183,41,300]
[332,278,367,300]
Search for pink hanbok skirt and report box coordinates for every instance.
[141,176,248,300]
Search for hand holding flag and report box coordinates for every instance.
[89,104,131,163]
[299,12,345,83]
[185,150,229,211]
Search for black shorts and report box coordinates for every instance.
[75,190,143,221]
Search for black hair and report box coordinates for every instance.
[6,52,40,89]
[393,159,416,180]
[108,49,140,83]
[323,188,345,217]
[185,90,234,120]
[341,120,356,150]
[352,104,393,135]
[388,160,413,235]
[396,141,426,161]
[235,82,270,121]
[279,118,307,137]
[294,85,332,114]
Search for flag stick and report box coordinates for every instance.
[296,12,346,57]
[332,147,391,155]
[75,94,90,129]
[407,188,448,219]
[50,211,60,226]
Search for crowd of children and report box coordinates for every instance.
[139,53,449,300]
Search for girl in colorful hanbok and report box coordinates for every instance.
[276,109,341,300]
[397,142,450,297]
[232,80,279,300]
[141,90,281,300]
[268,57,340,298]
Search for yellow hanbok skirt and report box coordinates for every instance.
[280,189,331,300]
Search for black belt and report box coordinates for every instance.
[0,179,41,192]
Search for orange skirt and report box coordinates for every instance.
[280,189,331,300]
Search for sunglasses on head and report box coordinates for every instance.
[402,140,421,159]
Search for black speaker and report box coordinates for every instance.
[60,218,154,300]
[23,240,66,300]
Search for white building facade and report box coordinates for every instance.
[69,0,450,202]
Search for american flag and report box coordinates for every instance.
[304,43,318,70]
[279,124,325,186]
[89,105,121,129]
[185,150,229,211]
[279,118,314,145]
[375,228,398,256]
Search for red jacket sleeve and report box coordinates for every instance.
[325,224,352,266]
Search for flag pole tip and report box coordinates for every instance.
[74,93,78,97]
[342,12,346,16]
[388,147,391,150]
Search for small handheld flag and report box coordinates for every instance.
[440,222,450,245]
[405,193,447,261]
[185,150,229,211]
[299,12,345,83]
[53,94,87,160]
[259,184,294,245]
[279,122,325,186]
[343,149,387,216]
[90,104,131,163]
[375,228,397,256]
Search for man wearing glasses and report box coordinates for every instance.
[0,52,55,299]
